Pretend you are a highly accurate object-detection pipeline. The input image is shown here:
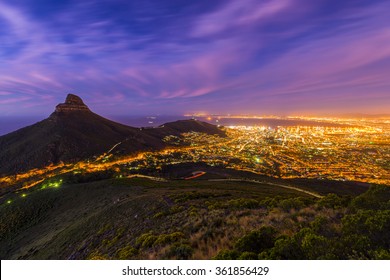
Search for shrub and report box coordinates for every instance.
[213,249,240,260]
[278,198,305,212]
[350,185,390,211]
[342,210,390,249]
[340,234,371,259]
[135,232,185,248]
[265,235,303,260]
[165,242,193,260]
[227,198,261,209]
[154,232,185,246]
[238,252,258,260]
[301,232,334,259]
[117,245,138,259]
[170,205,184,214]
[87,250,108,260]
[260,197,279,209]
[136,232,157,248]
[234,226,277,254]
[310,216,336,237]
[317,193,345,209]
[153,212,165,218]
[371,249,390,260]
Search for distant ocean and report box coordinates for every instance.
[0,115,346,136]
[0,116,44,136]
[111,116,347,129]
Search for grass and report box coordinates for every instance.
[0,171,383,260]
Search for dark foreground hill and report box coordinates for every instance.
[0,94,225,175]
[0,170,388,260]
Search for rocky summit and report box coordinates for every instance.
[55,94,90,112]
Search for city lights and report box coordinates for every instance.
[1,117,389,193]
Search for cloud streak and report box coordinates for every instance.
[0,0,389,116]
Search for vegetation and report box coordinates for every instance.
[0,173,388,260]
[214,185,390,260]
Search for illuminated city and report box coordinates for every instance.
[1,116,389,196]
[1,0,390,263]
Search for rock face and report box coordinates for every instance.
[55,94,90,112]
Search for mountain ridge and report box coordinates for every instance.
[0,94,225,175]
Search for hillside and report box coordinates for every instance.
[0,94,225,175]
[0,172,388,260]
[147,119,226,138]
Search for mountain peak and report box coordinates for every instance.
[65,94,86,105]
[55,94,90,113]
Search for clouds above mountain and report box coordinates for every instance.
[0,0,389,115]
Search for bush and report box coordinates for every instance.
[234,226,277,254]
[342,210,390,249]
[260,197,279,209]
[340,234,371,259]
[310,216,337,237]
[154,232,184,246]
[213,250,240,260]
[136,232,185,248]
[87,250,108,260]
[317,194,345,209]
[153,212,165,218]
[238,252,258,260]
[117,245,138,259]
[227,198,261,209]
[350,185,390,211]
[136,232,158,248]
[265,235,303,260]
[278,198,305,212]
[165,243,193,260]
[371,249,390,260]
[301,232,334,259]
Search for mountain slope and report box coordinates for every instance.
[0,94,225,175]
[143,119,226,139]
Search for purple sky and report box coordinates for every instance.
[0,0,389,117]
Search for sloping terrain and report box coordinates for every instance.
[1,167,386,260]
[0,176,316,259]
[145,119,226,138]
[0,110,162,175]
[0,94,225,175]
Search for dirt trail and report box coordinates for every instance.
[208,178,323,198]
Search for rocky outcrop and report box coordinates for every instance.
[55,94,90,112]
